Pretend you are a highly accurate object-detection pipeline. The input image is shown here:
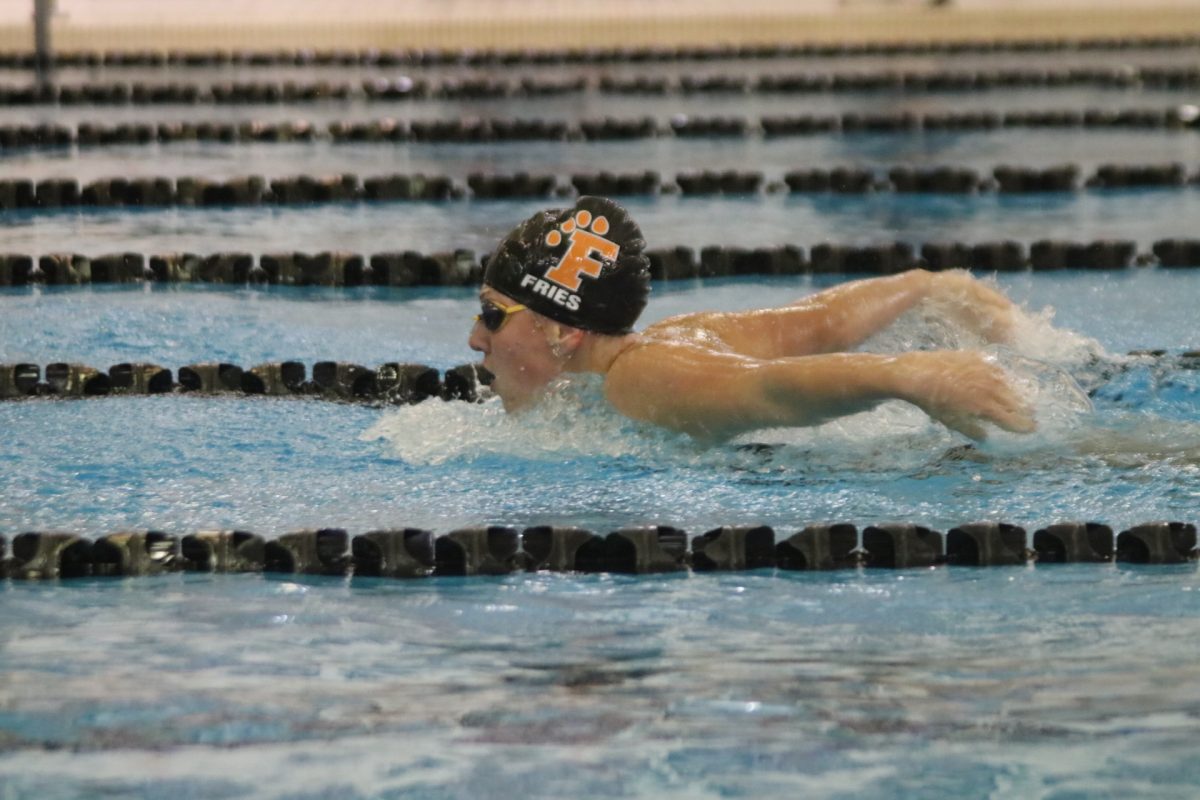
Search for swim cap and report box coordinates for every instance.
[483,196,651,335]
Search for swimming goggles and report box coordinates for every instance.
[475,299,527,332]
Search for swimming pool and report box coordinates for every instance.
[3,42,1200,799]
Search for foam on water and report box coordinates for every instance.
[363,373,698,466]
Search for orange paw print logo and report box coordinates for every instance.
[543,209,620,292]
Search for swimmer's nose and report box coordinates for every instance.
[468,319,488,354]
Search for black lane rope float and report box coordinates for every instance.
[2,35,1199,70]
[0,361,492,403]
[3,163,1200,215]
[3,349,1197,403]
[3,239,1200,289]
[4,65,1200,107]
[4,107,1199,152]
[0,522,1196,582]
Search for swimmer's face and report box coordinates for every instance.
[468,287,565,412]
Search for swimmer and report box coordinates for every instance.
[469,196,1036,442]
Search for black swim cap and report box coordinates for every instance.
[483,196,651,335]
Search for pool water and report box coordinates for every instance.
[3,49,1200,799]
[3,565,1200,799]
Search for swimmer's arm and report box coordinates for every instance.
[605,344,1035,441]
[646,269,1014,359]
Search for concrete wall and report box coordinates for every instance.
[4,0,1200,51]
[5,0,1199,26]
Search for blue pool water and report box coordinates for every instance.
[3,55,1200,799]
[3,256,1200,800]
[3,567,1200,798]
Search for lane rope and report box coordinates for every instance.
[2,108,1198,153]
[0,360,489,403]
[2,164,1199,217]
[3,65,1200,106]
[2,36,1199,69]
[1,522,1196,580]
[4,239,1200,289]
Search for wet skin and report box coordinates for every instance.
[469,270,1037,441]
[468,287,568,412]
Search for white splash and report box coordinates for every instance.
[362,373,700,466]
[861,285,1102,447]
[868,278,1110,367]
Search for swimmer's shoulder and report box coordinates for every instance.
[605,318,741,389]
[641,310,717,339]
[602,335,685,414]
[639,311,739,352]
[602,331,752,435]
[602,338,683,431]
[604,335,763,441]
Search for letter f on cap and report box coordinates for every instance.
[544,228,620,292]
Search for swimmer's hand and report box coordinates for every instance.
[895,350,1037,440]
[924,269,1017,344]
